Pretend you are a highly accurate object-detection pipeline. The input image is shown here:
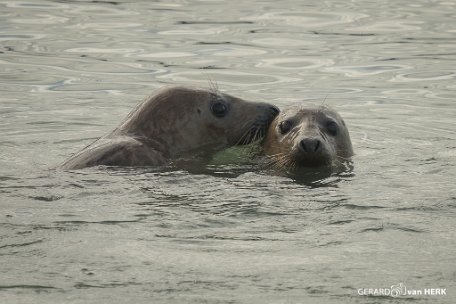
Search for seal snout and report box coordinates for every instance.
[248,105,280,143]
[263,105,280,125]
[299,137,322,153]
[262,105,281,131]
[233,103,280,145]
[257,104,280,123]
[292,133,332,167]
[255,104,280,129]
[268,105,280,118]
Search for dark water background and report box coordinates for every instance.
[1,0,455,303]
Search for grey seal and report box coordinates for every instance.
[61,86,279,169]
[261,105,353,170]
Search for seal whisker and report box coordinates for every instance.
[263,152,296,171]
[253,125,264,143]
[236,116,270,146]
[208,78,219,94]
[237,120,256,145]
[272,156,290,171]
[318,129,329,142]
[335,154,352,162]
[321,94,328,107]
[262,154,284,168]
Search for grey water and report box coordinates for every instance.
[1,0,455,303]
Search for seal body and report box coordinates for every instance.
[61,86,279,169]
[261,106,353,170]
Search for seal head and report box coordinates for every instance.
[61,86,279,169]
[262,106,353,170]
[115,86,279,158]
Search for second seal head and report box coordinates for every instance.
[261,105,354,170]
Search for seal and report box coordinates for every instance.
[61,86,279,169]
[261,105,353,170]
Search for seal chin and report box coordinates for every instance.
[292,153,333,168]
[237,105,280,145]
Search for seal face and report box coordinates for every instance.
[61,86,279,169]
[261,106,353,170]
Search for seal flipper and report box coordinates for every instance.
[60,137,167,169]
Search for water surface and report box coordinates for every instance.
[1,0,455,303]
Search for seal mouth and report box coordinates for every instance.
[263,140,333,171]
[291,138,334,168]
[293,154,332,168]
[237,105,280,145]
[263,152,333,172]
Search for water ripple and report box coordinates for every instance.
[1,0,455,302]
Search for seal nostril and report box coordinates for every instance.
[314,139,321,152]
[300,139,308,152]
[300,138,321,153]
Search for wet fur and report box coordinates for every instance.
[261,105,353,172]
[61,86,278,169]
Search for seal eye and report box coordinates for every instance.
[325,120,338,136]
[211,102,228,118]
[279,120,292,135]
